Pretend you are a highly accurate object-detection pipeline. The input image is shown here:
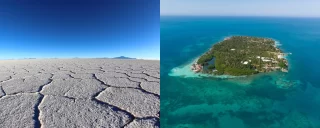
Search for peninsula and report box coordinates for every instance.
[191,36,289,76]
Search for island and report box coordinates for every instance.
[191,36,289,76]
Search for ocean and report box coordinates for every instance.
[160,16,320,128]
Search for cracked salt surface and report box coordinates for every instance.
[0,93,41,128]
[124,117,159,128]
[96,87,160,118]
[0,59,160,128]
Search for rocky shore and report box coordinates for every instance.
[191,63,202,73]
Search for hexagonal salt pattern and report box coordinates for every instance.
[0,59,159,128]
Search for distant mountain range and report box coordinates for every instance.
[112,56,136,59]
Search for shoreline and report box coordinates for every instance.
[168,55,298,88]
[169,56,246,79]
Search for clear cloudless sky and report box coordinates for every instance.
[0,0,159,60]
[161,0,320,17]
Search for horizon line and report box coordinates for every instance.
[0,57,160,61]
[160,14,320,18]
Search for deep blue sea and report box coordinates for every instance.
[160,16,320,128]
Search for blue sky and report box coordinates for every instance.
[161,0,320,17]
[0,0,159,60]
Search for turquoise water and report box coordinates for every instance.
[161,16,320,128]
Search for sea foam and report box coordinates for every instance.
[274,40,282,46]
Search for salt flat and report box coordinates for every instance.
[0,59,160,128]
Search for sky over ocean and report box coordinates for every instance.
[0,0,159,59]
[161,0,320,17]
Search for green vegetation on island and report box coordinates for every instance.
[191,36,289,76]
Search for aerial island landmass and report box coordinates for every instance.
[191,36,289,76]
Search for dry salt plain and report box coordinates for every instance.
[0,59,160,128]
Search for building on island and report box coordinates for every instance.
[242,61,248,65]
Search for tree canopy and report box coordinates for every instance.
[197,36,287,76]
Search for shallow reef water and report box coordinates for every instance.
[161,16,320,128]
